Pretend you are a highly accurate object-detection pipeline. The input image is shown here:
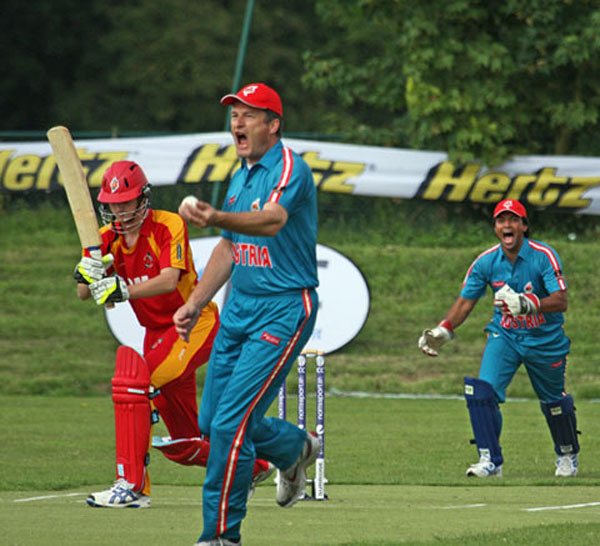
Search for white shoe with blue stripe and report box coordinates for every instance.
[87,478,150,508]
[555,454,578,477]
[466,458,503,478]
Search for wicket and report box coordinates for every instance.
[278,350,327,500]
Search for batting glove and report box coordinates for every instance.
[89,274,129,305]
[74,253,114,284]
[418,320,454,357]
[494,284,540,317]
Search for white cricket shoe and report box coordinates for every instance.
[194,537,240,545]
[86,478,150,508]
[466,458,503,478]
[247,462,275,501]
[555,454,578,477]
[276,432,320,508]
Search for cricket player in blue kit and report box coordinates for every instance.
[174,83,320,546]
[418,199,579,479]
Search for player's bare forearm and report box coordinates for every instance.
[444,296,477,329]
[540,289,567,313]
[212,202,287,236]
[173,237,232,341]
[173,302,200,342]
[126,267,181,300]
[187,239,233,312]
[182,199,287,236]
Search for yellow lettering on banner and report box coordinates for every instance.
[469,172,511,202]
[4,154,41,191]
[321,161,363,193]
[0,150,13,186]
[36,154,58,190]
[506,174,537,201]
[559,177,600,208]
[302,152,363,193]
[302,151,332,187]
[527,168,568,206]
[183,144,239,183]
[422,162,480,201]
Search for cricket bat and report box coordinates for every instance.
[47,125,113,307]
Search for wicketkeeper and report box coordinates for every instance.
[418,199,579,478]
[75,161,272,508]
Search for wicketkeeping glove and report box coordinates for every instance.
[74,253,114,284]
[418,320,454,357]
[493,284,540,317]
[89,274,129,305]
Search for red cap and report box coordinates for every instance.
[220,83,283,117]
[493,199,527,219]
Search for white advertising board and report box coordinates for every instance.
[104,239,370,355]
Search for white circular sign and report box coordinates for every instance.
[104,238,370,355]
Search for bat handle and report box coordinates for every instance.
[88,248,115,309]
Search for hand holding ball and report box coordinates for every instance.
[180,195,199,209]
[179,195,199,218]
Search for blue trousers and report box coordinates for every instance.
[197,288,318,541]
[479,331,569,403]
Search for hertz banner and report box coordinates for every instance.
[2,132,600,214]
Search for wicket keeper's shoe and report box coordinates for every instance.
[466,458,503,478]
[555,454,578,477]
[247,462,276,501]
[276,431,320,508]
[194,537,241,545]
[86,478,151,508]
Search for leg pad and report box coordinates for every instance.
[464,376,503,466]
[112,346,152,491]
[541,394,580,455]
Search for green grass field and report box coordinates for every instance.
[1,396,599,545]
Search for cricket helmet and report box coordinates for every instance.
[98,161,149,203]
[98,161,151,234]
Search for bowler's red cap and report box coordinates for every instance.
[220,83,283,117]
[493,199,527,219]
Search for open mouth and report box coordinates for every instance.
[235,132,248,148]
[502,231,515,245]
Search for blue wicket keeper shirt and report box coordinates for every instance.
[460,237,569,350]
[221,140,319,295]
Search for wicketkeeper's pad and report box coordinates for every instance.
[540,394,580,455]
[464,376,503,466]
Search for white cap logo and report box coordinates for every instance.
[243,85,258,96]
[503,200,513,210]
[110,177,120,193]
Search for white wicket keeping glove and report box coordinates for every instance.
[74,253,114,284]
[493,284,540,317]
[418,320,454,357]
[89,274,129,305]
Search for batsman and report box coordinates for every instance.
[418,199,580,478]
[75,160,272,508]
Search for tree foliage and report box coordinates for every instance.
[2,0,335,134]
[304,0,600,165]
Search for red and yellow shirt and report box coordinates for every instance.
[99,209,197,330]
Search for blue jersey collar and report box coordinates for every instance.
[240,140,283,171]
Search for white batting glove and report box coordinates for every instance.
[89,274,129,305]
[74,253,114,284]
[494,284,540,317]
[418,320,454,357]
